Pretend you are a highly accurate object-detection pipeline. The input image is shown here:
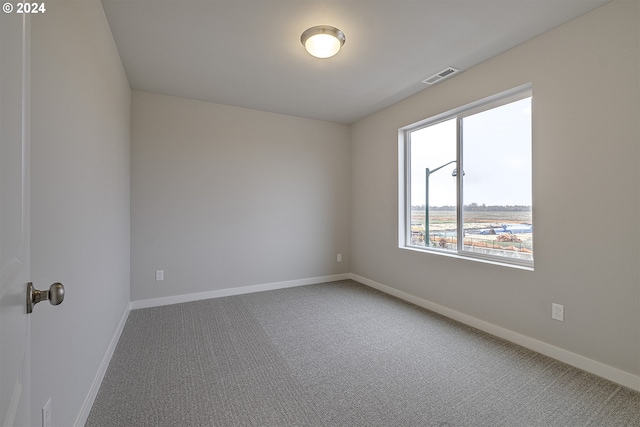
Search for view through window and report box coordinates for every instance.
[403,88,532,267]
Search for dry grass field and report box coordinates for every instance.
[410,209,533,256]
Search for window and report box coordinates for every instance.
[399,85,533,268]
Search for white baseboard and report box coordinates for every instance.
[130,273,352,310]
[350,273,640,392]
[74,303,131,427]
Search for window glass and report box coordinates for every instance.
[409,118,457,249]
[461,97,532,261]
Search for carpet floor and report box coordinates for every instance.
[86,280,640,426]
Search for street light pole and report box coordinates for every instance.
[425,160,456,247]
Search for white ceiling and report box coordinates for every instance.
[101,0,610,124]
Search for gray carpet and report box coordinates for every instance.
[86,280,640,426]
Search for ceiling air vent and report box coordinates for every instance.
[421,67,460,85]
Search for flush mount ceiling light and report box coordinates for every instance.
[300,25,346,59]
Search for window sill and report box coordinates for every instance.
[400,245,534,271]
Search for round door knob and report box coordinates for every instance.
[26,282,65,313]
[49,283,64,305]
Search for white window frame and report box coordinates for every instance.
[398,84,533,269]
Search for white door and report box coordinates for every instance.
[0,10,31,427]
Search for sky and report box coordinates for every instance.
[409,97,531,207]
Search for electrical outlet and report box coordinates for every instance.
[42,398,51,427]
[552,303,564,321]
[337,253,342,262]
[155,270,164,281]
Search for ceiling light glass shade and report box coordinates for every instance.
[301,25,346,58]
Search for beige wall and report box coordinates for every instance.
[130,91,350,301]
[30,1,131,425]
[351,0,640,376]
